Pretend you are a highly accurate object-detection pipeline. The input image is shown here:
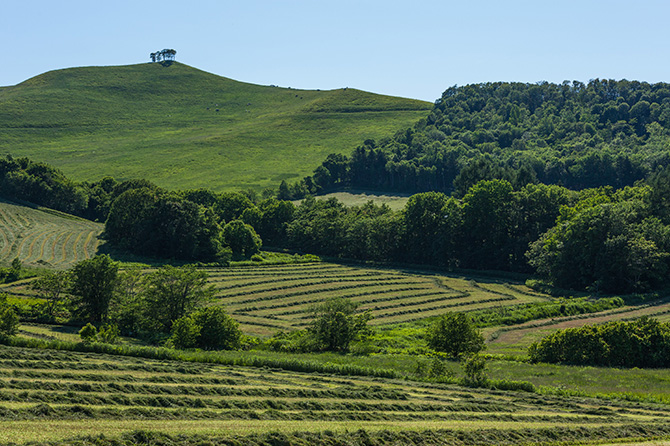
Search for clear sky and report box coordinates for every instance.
[2,0,669,102]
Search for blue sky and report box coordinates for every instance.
[2,0,669,102]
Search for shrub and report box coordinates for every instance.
[0,306,19,336]
[462,354,487,386]
[169,307,241,351]
[97,324,120,344]
[193,307,241,350]
[79,323,98,343]
[529,317,670,368]
[169,316,200,349]
[427,312,484,357]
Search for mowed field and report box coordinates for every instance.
[0,198,103,269]
[206,263,551,336]
[0,344,669,445]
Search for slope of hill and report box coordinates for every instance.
[0,63,431,191]
[0,198,102,269]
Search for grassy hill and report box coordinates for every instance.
[0,62,430,191]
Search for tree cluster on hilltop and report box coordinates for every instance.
[284,79,670,199]
[150,49,176,63]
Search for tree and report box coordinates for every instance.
[0,295,19,337]
[461,179,515,270]
[31,270,72,319]
[309,297,372,352]
[402,192,453,264]
[222,220,261,259]
[169,307,241,350]
[193,307,241,350]
[142,265,214,332]
[70,255,119,324]
[427,312,485,357]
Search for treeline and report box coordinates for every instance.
[280,176,670,293]
[0,155,289,262]
[282,79,670,199]
[529,317,670,368]
[7,151,670,293]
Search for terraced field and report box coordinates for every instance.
[0,344,669,445]
[0,198,103,269]
[206,263,552,336]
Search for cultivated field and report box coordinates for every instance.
[206,263,551,336]
[0,344,669,445]
[0,198,103,269]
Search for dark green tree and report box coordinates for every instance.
[309,297,372,352]
[31,270,72,319]
[70,255,119,324]
[427,312,485,357]
[142,265,214,332]
[223,220,262,259]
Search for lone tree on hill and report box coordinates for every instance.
[150,49,177,63]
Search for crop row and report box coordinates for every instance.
[220,280,426,305]
[210,272,392,291]
[0,201,103,267]
[234,287,441,314]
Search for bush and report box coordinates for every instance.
[168,307,241,351]
[193,307,241,350]
[427,312,485,357]
[462,354,487,386]
[0,305,19,336]
[97,324,120,344]
[169,316,200,349]
[529,317,670,368]
[79,323,97,343]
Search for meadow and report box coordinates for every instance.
[0,198,103,269]
[0,63,430,192]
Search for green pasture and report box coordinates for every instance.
[0,63,430,192]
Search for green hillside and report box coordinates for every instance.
[0,62,430,191]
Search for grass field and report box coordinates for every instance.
[294,190,411,210]
[0,344,669,445]
[0,62,431,192]
[204,262,551,336]
[0,198,103,269]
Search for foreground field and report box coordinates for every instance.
[0,198,102,268]
[206,262,550,336]
[1,344,669,445]
[0,63,430,191]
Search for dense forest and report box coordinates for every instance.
[4,80,670,294]
[282,79,670,198]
